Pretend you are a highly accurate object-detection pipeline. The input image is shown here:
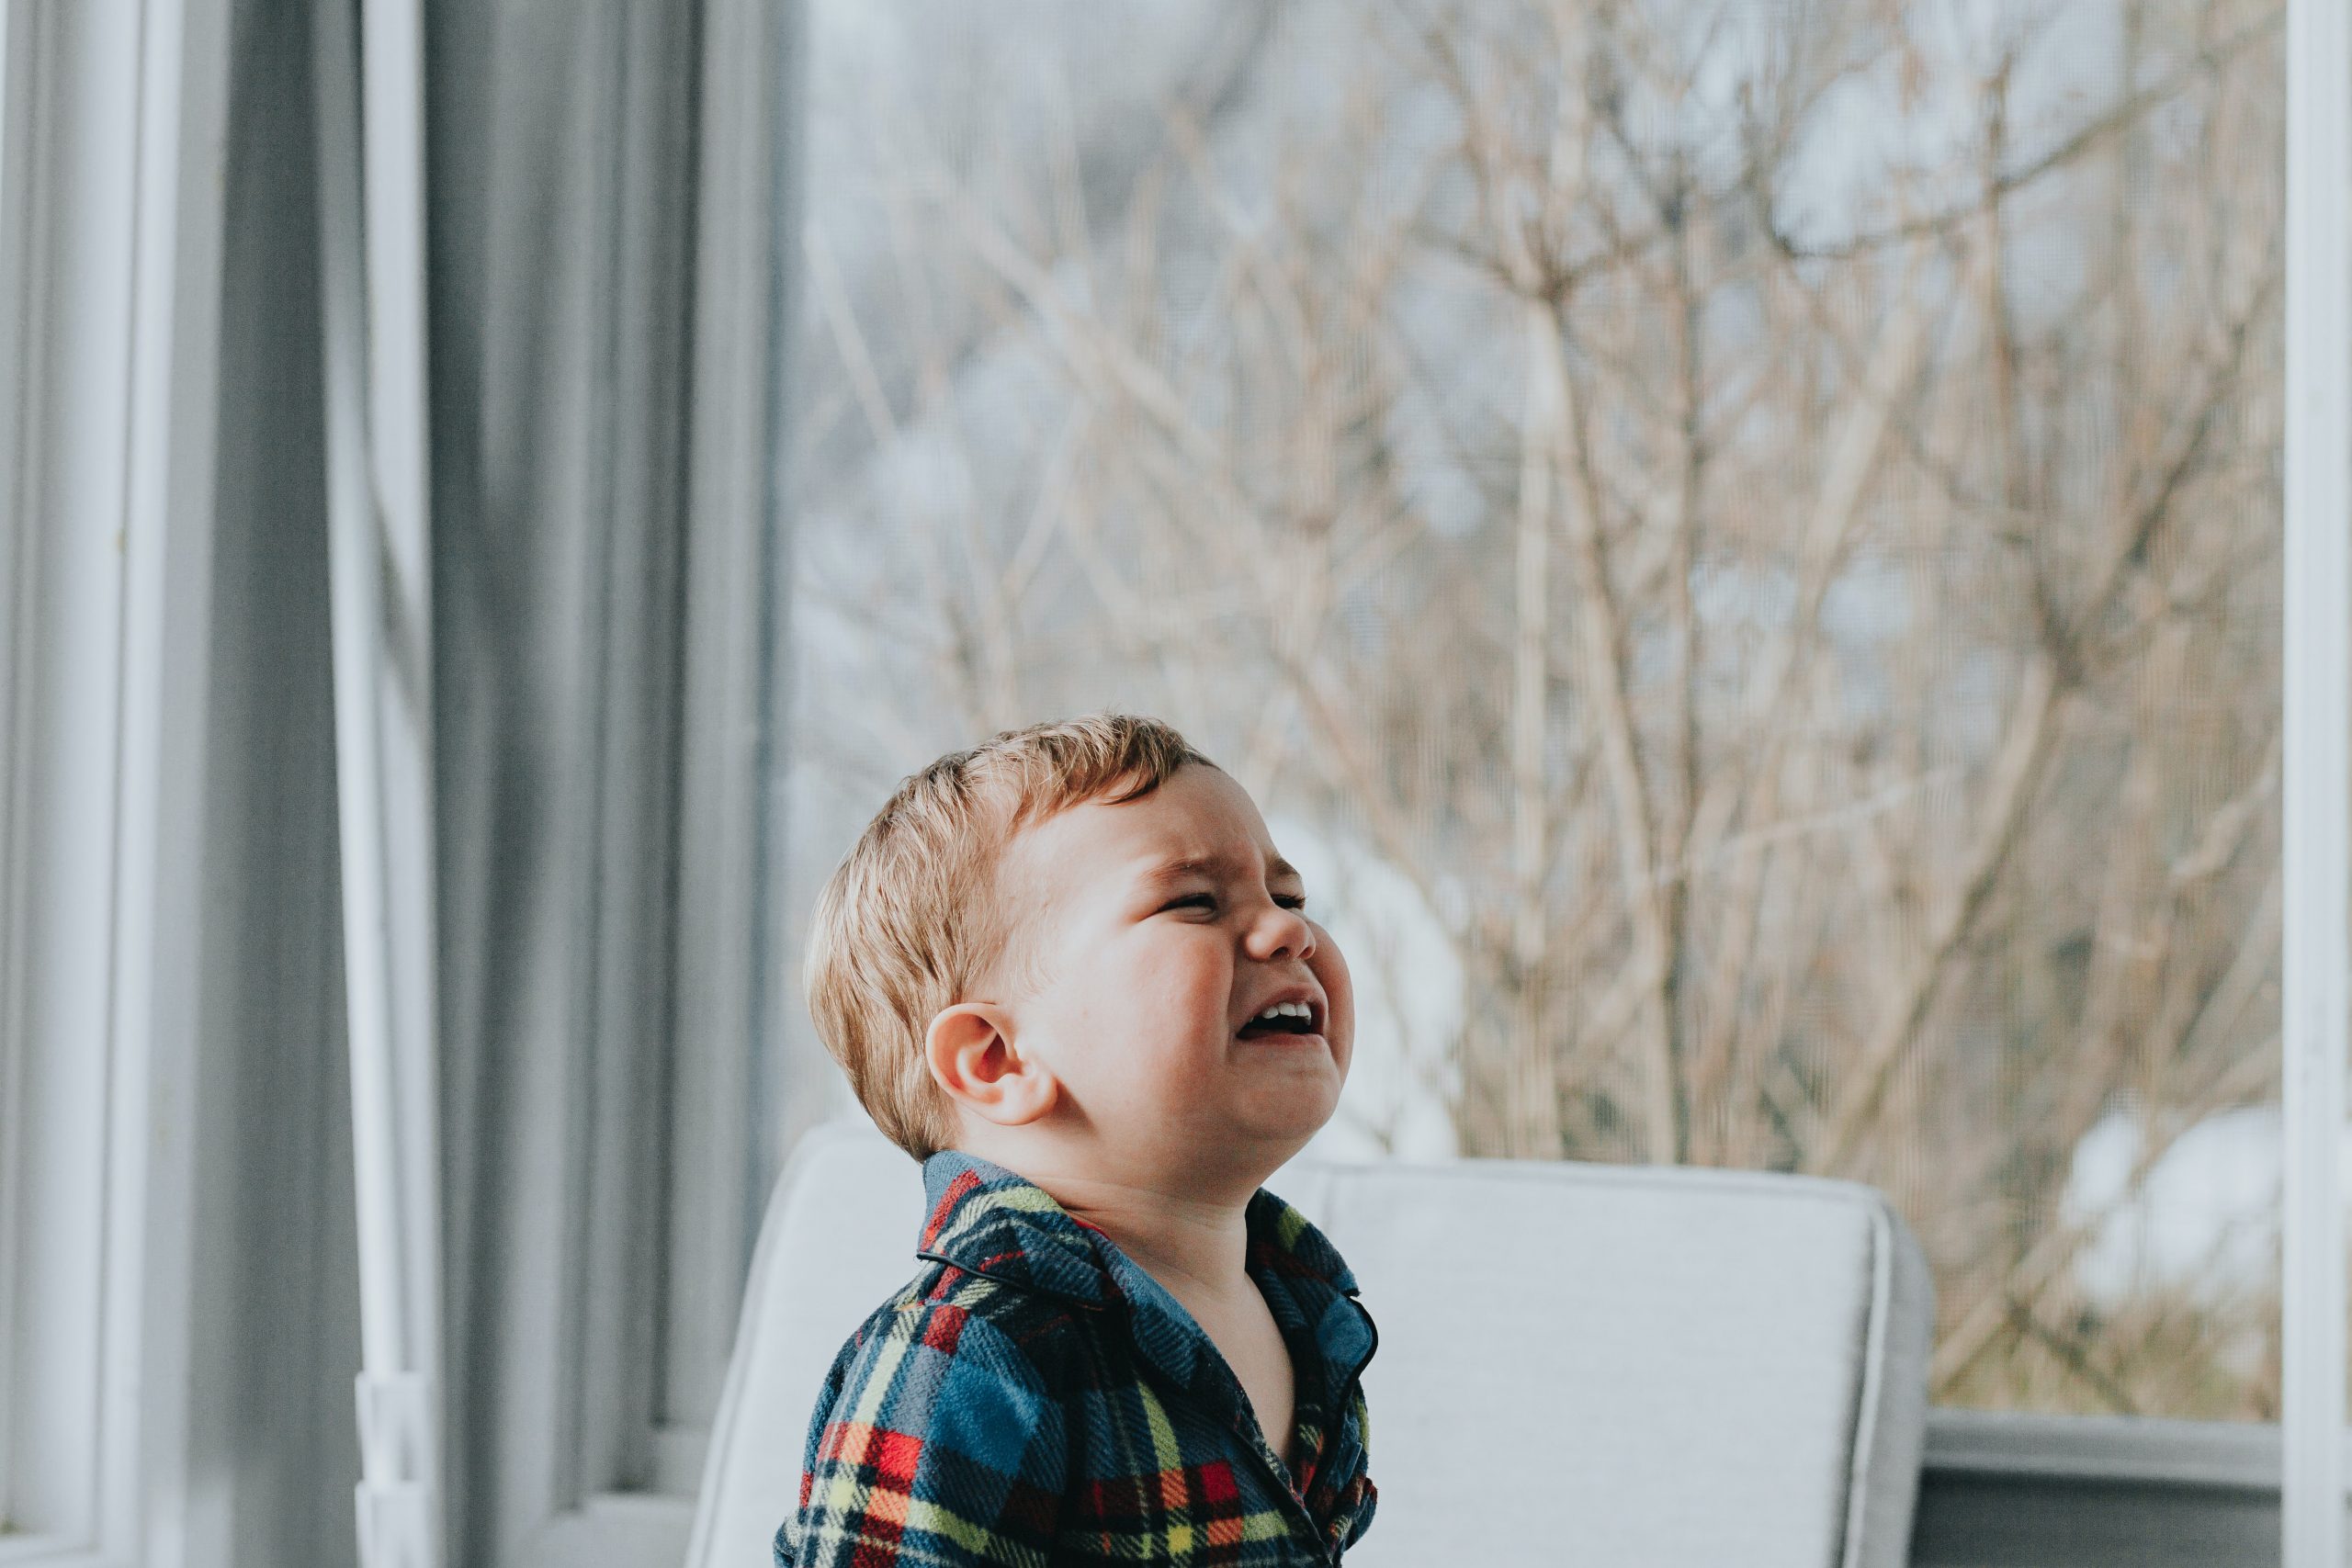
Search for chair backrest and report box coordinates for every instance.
[686,1119,1933,1568]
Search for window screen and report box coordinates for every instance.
[779,0,2287,1421]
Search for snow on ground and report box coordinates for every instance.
[2063,1104,2352,1308]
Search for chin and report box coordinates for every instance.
[1234,1087,1344,1148]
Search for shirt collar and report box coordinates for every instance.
[916,1147,1379,1520]
[913,1148,1363,1311]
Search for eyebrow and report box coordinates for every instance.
[1131,852,1305,890]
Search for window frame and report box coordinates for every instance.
[0,0,33,1535]
[2279,3,2351,1565]
[0,0,231,1563]
[1915,1410,2315,1564]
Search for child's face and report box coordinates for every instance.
[986,762,1354,1183]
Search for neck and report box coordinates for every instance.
[956,1131,1267,1300]
[1039,1168,1256,1300]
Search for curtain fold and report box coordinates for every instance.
[202,4,363,1562]
[421,2,687,1552]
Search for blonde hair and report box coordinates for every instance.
[802,711,1220,1160]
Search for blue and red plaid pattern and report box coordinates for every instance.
[774,1149,1379,1566]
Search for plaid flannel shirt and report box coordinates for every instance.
[774,1149,1380,1567]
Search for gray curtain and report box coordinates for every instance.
[197,0,804,1563]
[202,4,362,1562]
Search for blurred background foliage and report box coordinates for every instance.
[781,0,2289,1421]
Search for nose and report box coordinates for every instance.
[1247,897,1316,963]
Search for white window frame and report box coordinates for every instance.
[0,1,230,1564]
[2280,3,2350,1566]
[1917,1412,2305,1563]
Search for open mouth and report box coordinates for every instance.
[1236,1006,1322,1041]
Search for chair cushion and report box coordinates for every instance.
[686,1119,1932,1568]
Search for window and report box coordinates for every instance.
[781,0,2292,1436]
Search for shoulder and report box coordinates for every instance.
[809,1260,1097,1423]
[924,1260,1100,1369]
[783,1266,1088,1566]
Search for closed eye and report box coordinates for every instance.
[1164,892,1309,912]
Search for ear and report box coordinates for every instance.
[924,1002,1058,1127]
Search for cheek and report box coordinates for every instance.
[1137,924,1236,1009]
[1309,932,1355,1056]
[1059,930,1227,1072]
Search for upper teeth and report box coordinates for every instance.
[1254,1000,1312,1023]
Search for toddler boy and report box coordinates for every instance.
[775,712,1378,1566]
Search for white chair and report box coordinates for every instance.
[686,1118,1933,1568]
